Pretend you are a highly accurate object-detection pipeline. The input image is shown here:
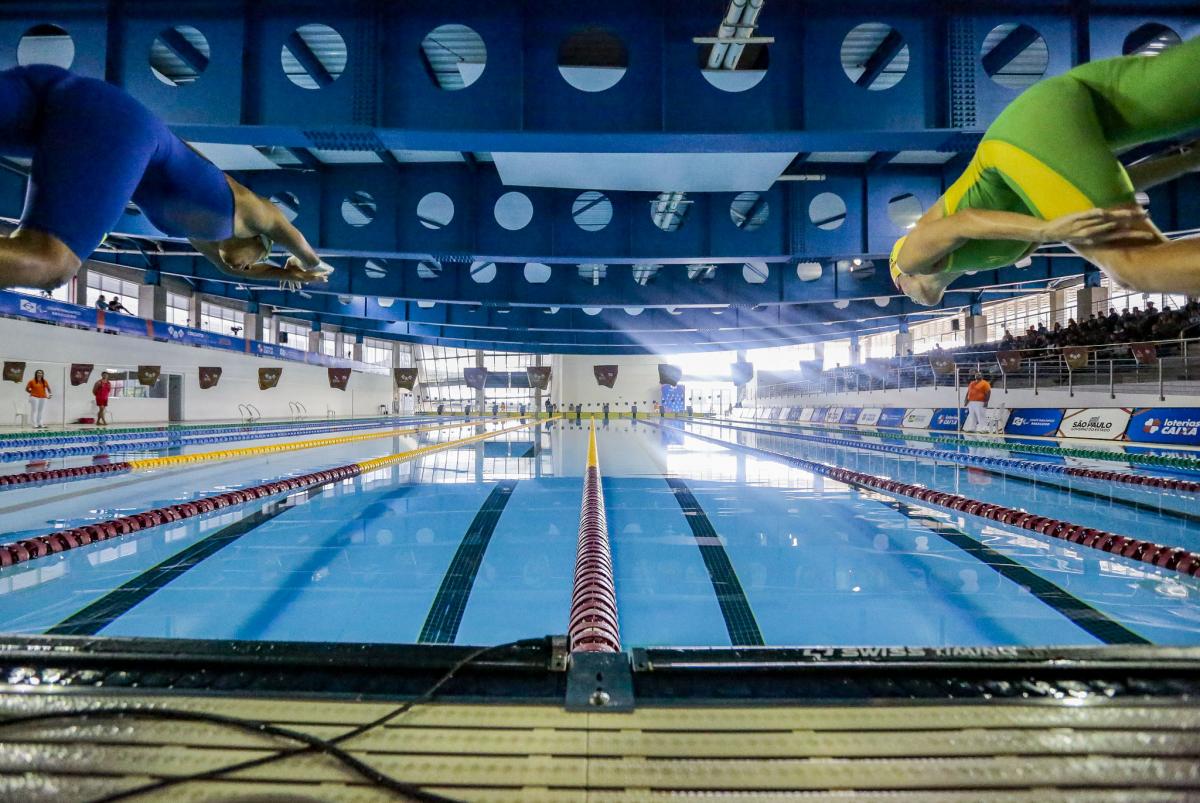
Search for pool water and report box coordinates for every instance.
[1,418,1198,648]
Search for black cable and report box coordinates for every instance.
[0,636,549,802]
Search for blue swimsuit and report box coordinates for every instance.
[0,65,234,259]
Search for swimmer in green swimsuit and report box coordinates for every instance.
[891,34,1200,306]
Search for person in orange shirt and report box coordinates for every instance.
[24,369,52,429]
[963,371,992,432]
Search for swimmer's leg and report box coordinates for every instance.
[0,228,80,290]
[1072,202,1200,294]
[2,71,158,290]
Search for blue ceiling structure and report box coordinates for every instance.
[1,0,1198,353]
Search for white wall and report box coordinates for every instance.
[551,354,665,411]
[0,317,394,426]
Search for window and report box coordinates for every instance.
[320,331,338,357]
[86,272,139,315]
[861,330,897,360]
[199,300,243,337]
[363,337,393,367]
[745,343,817,371]
[1101,276,1188,317]
[277,320,310,350]
[983,293,1053,342]
[910,314,964,354]
[13,284,70,303]
[104,369,167,399]
[414,347,544,409]
[166,292,190,326]
[822,339,853,370]
[261,316,274,344]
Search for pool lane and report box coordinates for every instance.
[0,422,505,542]
[3,424,580,644]
[669,420,1200,646]
[684,420,1200,551]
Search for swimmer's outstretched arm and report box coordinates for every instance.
[1125,140,1200,191]
[894,207,1151,277]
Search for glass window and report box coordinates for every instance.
[745,343,817,371]
[86,272,139,315]
[277,320,310,351]
[910,314,964,354]
[166,292,190,326]
[320,331,338,357]
[13,284,70,303]
[199,300,243,337]
[363,337,393,367]
[103,369,167,399]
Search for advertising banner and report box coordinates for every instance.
[877,408,907,428]
[857,408,882,427]
[526,366,551,390]
[1062,346,1090,371]
[2,361,25,382]
[1130,343,1158,366]
[929,408,967,431]
[1004,408,1065,437]
[97,310,154,339]
[463,367,488,390]
[810,407,828,423]
[839,407,862,424]
[902,408,934,429]
[158,322,243,353]
[328,367,352,391]
[594,364,618,388]
[798,408,814,422]
[1058,408,1131,441]
[997,350,1023,373]
[658,363,683,386]
[394,368,418,390]
[136,365,161,386]
[198,367,222,389]
[661,384,685,412]
[930,356,955,376]
[824,406,843,423]
[70,363,94,386]
[0,291,95,328]
[1125,408,1200,446]
[258,367,282,390]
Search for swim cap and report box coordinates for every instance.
[889,236,908,288]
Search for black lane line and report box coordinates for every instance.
[48,491,317,637]
[872,494,1150,646]
[673,423,1150,646]
[418,480,519,644]
[666,477,765,647]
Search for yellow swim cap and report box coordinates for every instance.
[889,235,908,288]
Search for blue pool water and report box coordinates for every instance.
[1,418,1198,648]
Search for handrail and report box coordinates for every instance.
[247,403,262,422]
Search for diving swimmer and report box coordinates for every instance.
[0,64,331,291]
[891,35,1200,306]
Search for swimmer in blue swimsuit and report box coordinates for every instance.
[0,65,331,290]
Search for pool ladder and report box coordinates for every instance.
[288,401,308,421]
[237,403,262,424]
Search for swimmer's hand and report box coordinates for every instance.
[283,256,333,284]
[1036,207,1153,246]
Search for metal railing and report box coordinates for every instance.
[288,401,308,421]
[237,403,262,424]
[750,335,1200,403]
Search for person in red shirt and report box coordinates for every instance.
[963,372,992,432]
[24,369,51,429]
[92,372,112,426]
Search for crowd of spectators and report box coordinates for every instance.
[997,299,1200,352]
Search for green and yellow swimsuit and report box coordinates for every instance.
[890,35,1200,285]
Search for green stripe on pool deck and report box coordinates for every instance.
[666,477,764,647]
[419,480,519,645]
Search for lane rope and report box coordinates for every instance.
[0,419,555,570]
[665,422,1200,580]
[567,422,620,653]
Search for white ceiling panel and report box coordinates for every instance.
[493,151,796,192]
[190,143,280,170]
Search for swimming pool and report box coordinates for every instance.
[1,416,1198,649]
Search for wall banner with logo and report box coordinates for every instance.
[857,408,882,427]
[1003,408,1065,437]
[902,408,934,429]
[1058,408,1131,441]
[1124,408,1200,446]
[929,408,967,431]
[877,408,907,428]
[839,407,862,424]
